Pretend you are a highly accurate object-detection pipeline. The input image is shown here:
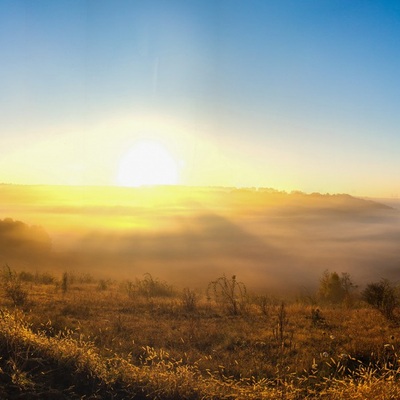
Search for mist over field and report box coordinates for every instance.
[1,184,399,292]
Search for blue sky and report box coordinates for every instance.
[1,1,400,196]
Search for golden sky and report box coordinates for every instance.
[1,2,400,198]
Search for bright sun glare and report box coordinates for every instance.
[117,140,179,187]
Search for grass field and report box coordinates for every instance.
[1,268,400,399]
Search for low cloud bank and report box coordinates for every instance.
[1,185,399,292]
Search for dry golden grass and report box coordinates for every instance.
[1,270,400,399]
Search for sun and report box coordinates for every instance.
[117,140,179,187]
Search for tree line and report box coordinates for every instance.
[318,270,398,320]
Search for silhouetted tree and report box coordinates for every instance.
[361,279,397,320]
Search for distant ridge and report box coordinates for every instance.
[0,183,393,211]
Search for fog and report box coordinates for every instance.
[1,184,399,293]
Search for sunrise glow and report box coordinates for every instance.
[1,2,399,197]
[116,140,179,187]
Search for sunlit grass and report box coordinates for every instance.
[1,269,400,398]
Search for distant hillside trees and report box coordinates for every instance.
[317,270,357,304]
[0,218,52,260]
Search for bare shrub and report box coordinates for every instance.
[272,301,290,347]
[61,272,69,294]
[97,279,109,291]
[207,275,247,315]
[181,288,198,312]
[124,280,136,299]
[2,265,28,307]
[135,273,174,298]
[254,294,274,317]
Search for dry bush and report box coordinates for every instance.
[207,275,247,315]
[361,279,397,320]
[124,273,174,300]
[135,273,174,298]
[181,288,198,312]
[1,265,28,307]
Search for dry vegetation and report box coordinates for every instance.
[1,268,400,399]
[1,186,400,398]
